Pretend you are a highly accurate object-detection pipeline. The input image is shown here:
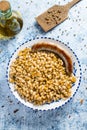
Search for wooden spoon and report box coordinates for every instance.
[36,0,82,32]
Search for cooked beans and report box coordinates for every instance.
[9,48,76,105]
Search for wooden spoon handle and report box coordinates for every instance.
[66,0,81,9]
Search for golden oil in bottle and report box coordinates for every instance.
[0,0,23,39]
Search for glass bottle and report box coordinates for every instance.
[0,0,23,39]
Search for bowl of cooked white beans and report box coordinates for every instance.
[6,37,82,110]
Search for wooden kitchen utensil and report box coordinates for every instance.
[36,0,81,32]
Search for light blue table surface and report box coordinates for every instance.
[0,0,87,130]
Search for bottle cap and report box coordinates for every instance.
[0,0,10,12]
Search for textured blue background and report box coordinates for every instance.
[0,0,87,130]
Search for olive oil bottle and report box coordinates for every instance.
[0,0,23,39]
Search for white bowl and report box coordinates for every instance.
[6,37,82,111]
